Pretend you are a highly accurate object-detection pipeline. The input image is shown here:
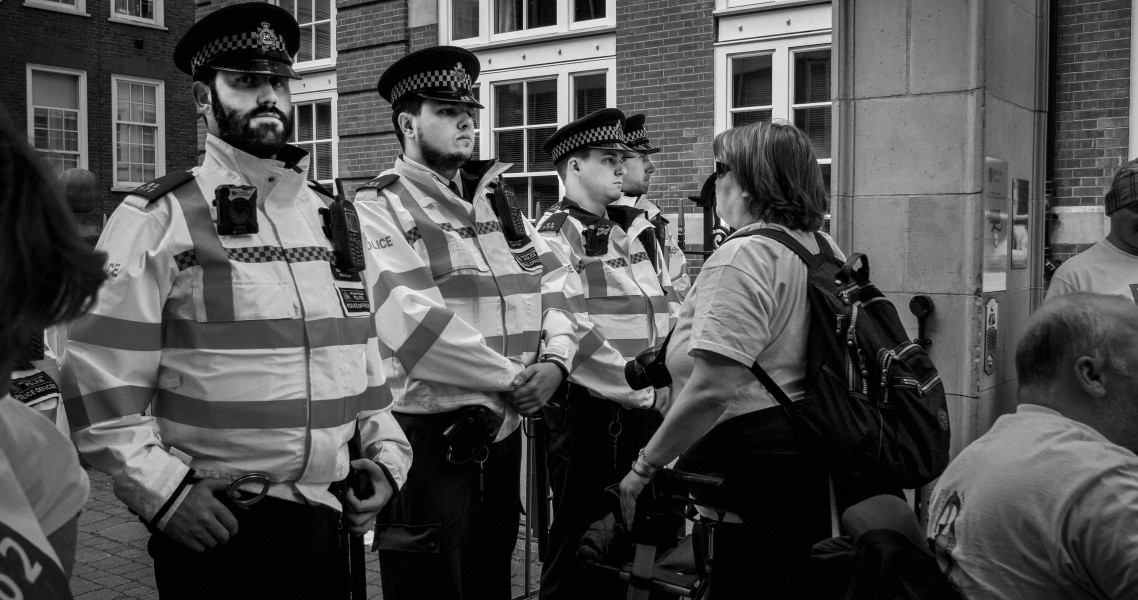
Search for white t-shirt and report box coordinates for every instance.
[1046,239,1138,302]
[662,223,842,422]
[927,405,1138,600]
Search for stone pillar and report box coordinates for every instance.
[833,0,1049,455]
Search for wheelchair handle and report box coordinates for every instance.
[658,469,725,493]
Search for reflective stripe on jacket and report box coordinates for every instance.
[354,157,580,439]
[615,195,690,319]
[538,200,670,408]
[62,135,411,523]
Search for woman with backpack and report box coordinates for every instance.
[618,120,839,599]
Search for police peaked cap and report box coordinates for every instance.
[377,46,484,109]
[543,108,636,164]
[174,3,301,81]
[623,114,661,155]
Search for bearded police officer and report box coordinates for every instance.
[535,109,673,600]
[355,46,594,600]
[614,114,690,315]
[61,5,412,598]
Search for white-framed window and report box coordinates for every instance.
[24,0,87,16]
[112,75,165,188]
[278,0,334,68]
[26,65,87,175]
[441,0,615,46]
[476,59,615,218]
[110,0,162,27]
[716,35,832,192]
[714,0,819,11]
[291,96,336,186]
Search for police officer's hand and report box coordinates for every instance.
[343,459,394,536]
[619,469,651,530]
[163,478,239,552]
[507,362,564,416]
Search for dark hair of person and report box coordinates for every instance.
[391,94,425,147]
[1015,293,1134,389]
[554,147,595,179]
[0,106,106,359]
[712,120,828,231]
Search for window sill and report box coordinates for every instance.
[108,15,167,30]
[713,0,829,17]
[23,2,89,17]
[453,25,616,52]
[295,61,336,75]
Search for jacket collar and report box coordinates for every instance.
[202,134,311,185]
[557,198,645,232]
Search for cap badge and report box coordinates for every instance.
[257,22,279,48]
[453,62,469,86]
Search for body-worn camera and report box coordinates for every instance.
[624,344,672,390]
[214,185,258,235]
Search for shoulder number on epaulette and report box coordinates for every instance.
[131,169,195,203]
[358,173,400,192]
[538,212,569,233]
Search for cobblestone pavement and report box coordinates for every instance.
[71,468,543,599]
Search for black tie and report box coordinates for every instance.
[449,180,462,199]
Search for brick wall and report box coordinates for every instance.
[1,0,197,216]
[1051,0,1131,261]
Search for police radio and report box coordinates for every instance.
[214,185,259,235]
[320,179,366,273]
[491,180,529,243]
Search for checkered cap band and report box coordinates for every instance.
[191,30,290,74]
[550,124,627,162]
[625,127,650,147]
[1107,160,1138,214]
[391,68,474,104]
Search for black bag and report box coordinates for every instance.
[731,228,951,489]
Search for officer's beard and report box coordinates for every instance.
[420,136,470,175]
[211,85,293,159]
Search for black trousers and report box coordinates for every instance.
[539,383,662,600]
[147,495,348,600]
[376,412,522,600]
[676,406,832,600]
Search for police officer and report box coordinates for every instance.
[61,5,411,598]
[614,114,691,315]
[355,46,587,600]
[535,109,672,600]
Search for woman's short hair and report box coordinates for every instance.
[712,120,828,231]
[0,105,106,360]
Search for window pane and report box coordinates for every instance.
[315,102,332,140]
[315,142,333,181]
[818,162,831,197]
[574,0,605,21]
[32,71,79,109]
[495,83,523,127]
[141,0,154,20]
[495,0,522,33]
[315,0,331,21]
[529,127,556,172]
[315,23,331,60]
[298,104,313,141]
[532,175,560,219]
[731,109,771,127]
[299,27,313,62]
[297,0,312,24]
[573,73,606,120]
[794,49,831,105]
[280,0,296,17]
[453,0,479,39]
[731,55,772,109]
[793,106,831,159]
[527,79,557,126]
[529,0,556,28]
[497,130,524,172]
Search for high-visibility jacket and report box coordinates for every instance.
[353,157,585,439]
[614,195,691,318]
[537,199,671,408]
[61,135,411,527]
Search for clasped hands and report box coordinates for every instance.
[504,362,564,416]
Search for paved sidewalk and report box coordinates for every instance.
[71,468,542,599]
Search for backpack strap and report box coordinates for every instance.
[748,361,797,412]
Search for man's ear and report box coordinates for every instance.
[398,113,417,141]
[191,81,212,118]
[1074,353,1108,398]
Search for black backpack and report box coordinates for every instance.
[731,228,951,490]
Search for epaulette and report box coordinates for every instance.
[358,173,400,192]
[307,180,337,202]
[537,212,570,233]
[129,170,195,203]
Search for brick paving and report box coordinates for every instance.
[72,468,542,599]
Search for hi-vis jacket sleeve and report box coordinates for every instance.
[537,231,653,409]
[528,220,580,372]
[61,199,189,524]
[358,343,411,490]
[356,195,526,390]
